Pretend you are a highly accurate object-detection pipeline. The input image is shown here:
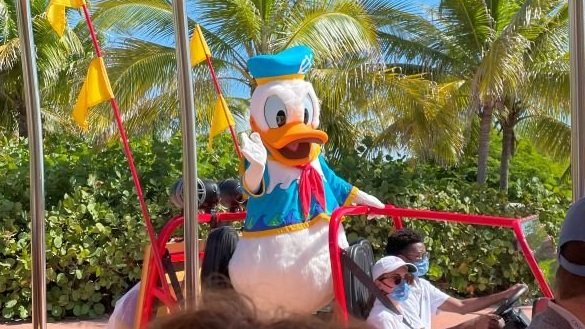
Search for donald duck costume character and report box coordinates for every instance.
[228,46,384,316]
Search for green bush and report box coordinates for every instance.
[0,133,570,320]
[0,134,239,320]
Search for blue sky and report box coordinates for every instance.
[416,0,440,5]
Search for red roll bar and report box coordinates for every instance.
[329,205,553,323]
[137,212,246,329]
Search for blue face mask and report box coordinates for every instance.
[390,280,410,302]
[413,255,430,277]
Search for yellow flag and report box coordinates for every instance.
[46,0,86,37]
[209,94,235,148]
[189,25,211,66]
[72,57,114,130]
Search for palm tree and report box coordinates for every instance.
[375,0,569,187]
[497,1,571,191]
[494,2,569,191]
[0,0,91,137]
[89,0,463,162]
[87,0,369,143]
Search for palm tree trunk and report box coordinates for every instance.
[477,105,493,184]
[16,100,29,138]
[499,122,514,192]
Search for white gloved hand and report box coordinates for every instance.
[240,132,267,194]
[241,132,267,167]
[354,190,385,209]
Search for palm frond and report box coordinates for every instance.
[92,0,175,41]
[518,114,570,162]
[438,0,493,59]
[0,37,18,71]
[282,0,380,61]
[504,0,564,34]
[198,0,263,56]
[523,51,569,115]
[368,76,467,165]
[105,39,178,110]
[374,1,462,74]
[524,1,568,51]
[473,31,530,101]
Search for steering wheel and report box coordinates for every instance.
[494,284,529,316]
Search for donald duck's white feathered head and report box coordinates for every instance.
[247,46,328,167]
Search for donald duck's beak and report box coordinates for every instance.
[263,122,328,158]
[251,120,328,165]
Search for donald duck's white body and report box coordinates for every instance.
[228,47,384,317]
[229,157,350,315]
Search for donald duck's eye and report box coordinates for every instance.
[303,94,314,125]
[264,95,287,128]
[276,110,286,127]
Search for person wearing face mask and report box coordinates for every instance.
[367,256,419,329]
[385,229,526,329]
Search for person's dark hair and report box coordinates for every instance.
[385,228,423,256]
[150,290,371,329]
[200,226,239,290]
[556,241,585,300]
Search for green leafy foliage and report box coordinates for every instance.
[334,140,570,298]
[0,132,570,320]
[0,134,238,320]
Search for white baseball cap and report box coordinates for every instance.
[372,256,417,280]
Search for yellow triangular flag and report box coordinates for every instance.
[72,57,114,130]
[209,94,235,148]
[46,0,86,37]
[52,0,85,5]
[190,25,211,66]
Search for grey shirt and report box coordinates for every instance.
[528,301,585,329]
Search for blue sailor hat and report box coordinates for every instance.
[247,46,313,85]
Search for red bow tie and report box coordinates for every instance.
[297,164,326,219]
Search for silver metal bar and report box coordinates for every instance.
[570,0,585,201]
[15,0,46,328]
[172,0,200,308]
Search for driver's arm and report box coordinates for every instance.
[446,314,504,329]
[438,283,525,314]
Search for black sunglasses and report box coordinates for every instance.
[400,251,429,262]
[378,274,403,286]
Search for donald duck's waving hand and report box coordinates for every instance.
[228,46,384,317]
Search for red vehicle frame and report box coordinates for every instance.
[136,212,245,329]
[328,205,554,324]
[137,205,552,328]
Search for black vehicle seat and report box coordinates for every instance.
[342,238,376,319]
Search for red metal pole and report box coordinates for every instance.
[392,216,403,229]
[329,206,369,324]
[204,55,242,159]
[80,5,172,298]
[329,222,347,322]
[370,207,517,228]
[512,221,554,298]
